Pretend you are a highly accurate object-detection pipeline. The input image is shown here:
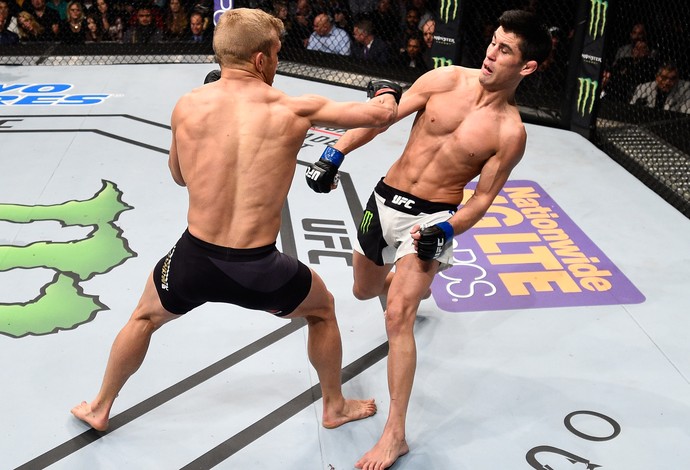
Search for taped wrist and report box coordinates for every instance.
[320,147,345,167]
[437,221,454,243]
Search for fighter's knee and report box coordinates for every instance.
[352,283,379,300]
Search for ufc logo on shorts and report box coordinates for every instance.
[305,167,321,180]
[391,195,415,209]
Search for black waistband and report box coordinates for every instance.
[184,229,277,260]
[375,179,458,216]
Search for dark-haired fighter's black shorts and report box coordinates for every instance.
[153,229,312,316]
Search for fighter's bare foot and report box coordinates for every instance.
[71,401,109,431]
[322,398,377,429]
[355,434,409,469]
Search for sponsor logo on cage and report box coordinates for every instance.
[432,56,454,68]
[588,0,608,39]
[576,78,598,116]
[0,83,110,106]
[431,181,645,313]
[438,0,458,23]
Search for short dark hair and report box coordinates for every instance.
[498,9,552,65]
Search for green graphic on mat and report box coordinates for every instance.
[0,180,135,338]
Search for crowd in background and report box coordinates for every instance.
[0,0,214,43]
[1,0,688,111]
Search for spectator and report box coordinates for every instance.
[351,17,390,63]
[406,0,431,28]
[289,0,313,48]
[348,0,377,20]
[25,0,61,38]
[84,10,103,40]
[330,1,352,35]
[306,12,350,55]
[46,0,67,20]
[17,10,51,40]
[614,22,658,64]
[398,6,419,52]
[420,17,434,68]
[631,63,690,113]
[162,0,187,41]
[603,39,658,103]
[122,4,163,43]
[184,10,210,43]
[370,0,401,50]
[397,33,427,73]
[0,0,18,34]
[0,1,19,43]
[59,0,88,43]
[92,0,121,41]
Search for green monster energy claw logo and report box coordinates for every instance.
[577,78,598,116]
[433,57,454,69]
[360,210,373,233]
[439,0,458,23]
[589,0,608,39]
[0,180,136,338]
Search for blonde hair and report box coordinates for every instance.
[17,11,44,38]
[213,8,284,67]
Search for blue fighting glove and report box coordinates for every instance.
[305,147,344,193]
[417,221,454,261]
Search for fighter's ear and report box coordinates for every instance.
[520,60,539,76]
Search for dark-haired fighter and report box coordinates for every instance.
[305,9,552,469]
[71,7,401,433]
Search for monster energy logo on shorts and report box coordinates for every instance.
[588,0,608,39]
[577,78,598,116]
[360,210,374,233]
[439,0,458,23]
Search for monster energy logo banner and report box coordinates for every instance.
[588,0,608,39]
[439,0,458,23]
[0,181,135,338]
[577,78,598,116]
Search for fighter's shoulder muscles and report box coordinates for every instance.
[398,65,468,119]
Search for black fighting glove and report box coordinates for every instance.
[204,69,221,84]
[417,221,454,261]
[305,147,344,193]
[367,79,403,104]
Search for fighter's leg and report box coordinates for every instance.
[356,253,438,469]
[285,268,376,428]
[71,272,179,431]
[352,250,394,300]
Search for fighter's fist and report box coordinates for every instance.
[305,147,344,193]
[416,222,454,261]
[367,79,403,104]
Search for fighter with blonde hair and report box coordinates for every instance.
[71,7,402,434]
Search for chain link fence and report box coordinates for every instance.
[1,0,688,216]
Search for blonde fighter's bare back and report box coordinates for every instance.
[169,69,396,249]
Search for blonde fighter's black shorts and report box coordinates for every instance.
[153,229,312,316]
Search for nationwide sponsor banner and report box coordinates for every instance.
[432,180,645,312]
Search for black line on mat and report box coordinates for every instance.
[0,128,168,154]
[180,342,389,469]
